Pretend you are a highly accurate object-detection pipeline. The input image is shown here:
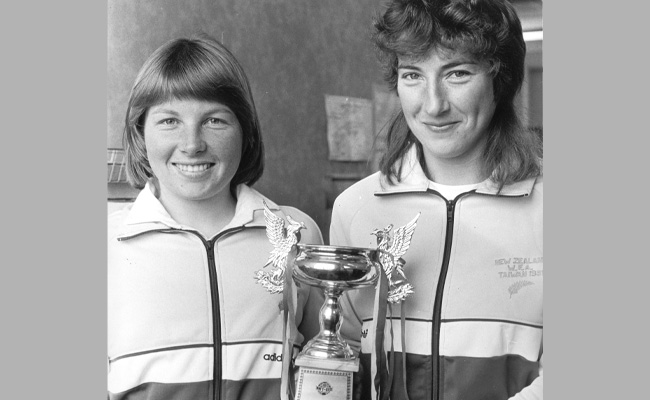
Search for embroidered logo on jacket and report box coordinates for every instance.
[263,353,283,362]
[494,256,542,297]
[494,257,543,279]
[508,280,534,298]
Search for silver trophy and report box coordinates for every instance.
[293,244,381,358]
[256,202,419,400]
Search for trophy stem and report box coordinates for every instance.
[319,288,344,340]
[301,287,353,359]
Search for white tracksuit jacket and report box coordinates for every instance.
[108,183,323,400]
[330,147,543,400]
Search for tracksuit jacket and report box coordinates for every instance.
[108,183,323,400]
[330,146,543,400]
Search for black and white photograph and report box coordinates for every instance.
[106,1,543,399]
[10,1,650,399]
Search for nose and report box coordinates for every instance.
[424,80,450,115]
[180,124,206,155]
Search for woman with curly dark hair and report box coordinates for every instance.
[331,1,543,399]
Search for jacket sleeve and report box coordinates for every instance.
[329,199,351,247]
[509,354,543,400]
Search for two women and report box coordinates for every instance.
[109,0,543,398]
[107,36,323,400]
[331,0,543,399]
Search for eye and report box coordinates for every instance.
[400,72,421,81]
[447,70,472,81]
[205,117,227,127]
[159,118,178,125]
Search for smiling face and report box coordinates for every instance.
[397,48,497,182]
[143,97,243,207]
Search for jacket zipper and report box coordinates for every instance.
[188,227,243,400]
[428,190,473,400]
[202,237,221,400]
[376,187,528,398]
[119,226,243,400]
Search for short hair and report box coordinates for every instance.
[123,35,264,190]
[374,0,542,188]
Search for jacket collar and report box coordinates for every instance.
[376,144,537,197]
[119,182,279,238]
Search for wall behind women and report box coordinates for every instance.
[108,0,386,240]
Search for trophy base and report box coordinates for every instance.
[294,356,358,400]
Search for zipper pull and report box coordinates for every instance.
[447,201,454,221]
[206,241,215,262]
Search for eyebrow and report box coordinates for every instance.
[148,108,179,116]
[149,106,235,116]
[397,59,478,70]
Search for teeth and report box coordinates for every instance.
[176,164,211,172]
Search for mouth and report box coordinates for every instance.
[423,121,459,129]
[420,121,460,134]
[172,163,215,173]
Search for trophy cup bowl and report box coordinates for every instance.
[292,244,381,363]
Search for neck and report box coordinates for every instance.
[157,188,237,238]
[422,149,487,186]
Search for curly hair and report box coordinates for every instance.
[375,0,542,188]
